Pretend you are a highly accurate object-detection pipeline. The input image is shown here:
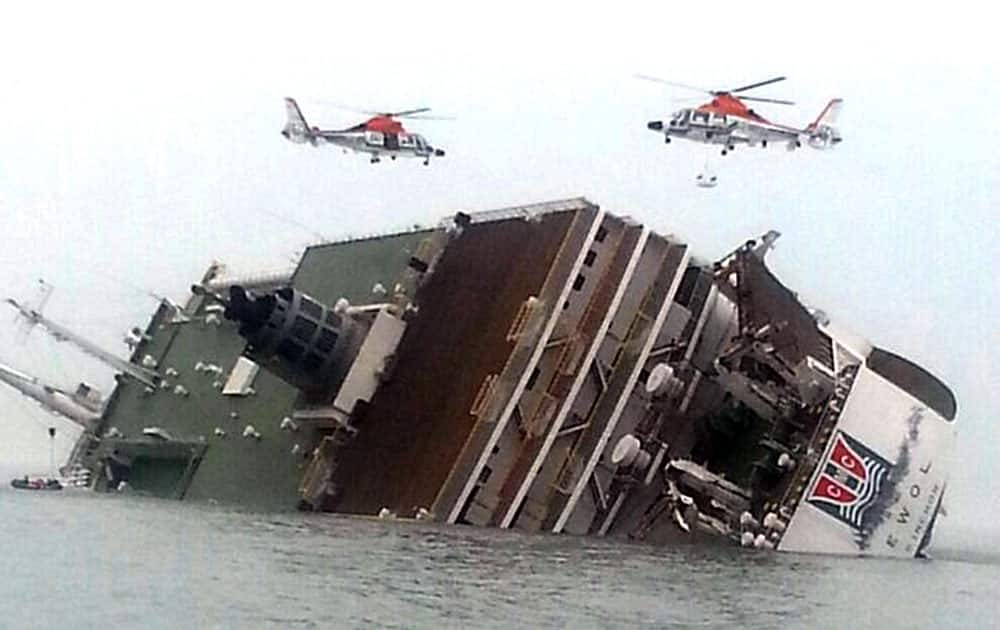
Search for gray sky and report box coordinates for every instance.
[0,3,995,543]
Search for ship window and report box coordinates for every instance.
[408,257,429,273]
[300,298,322,319]
[595,226,608,243]
[316,328,339,353]
[222,356,260,396]
[478,466,492,484]
[674,266,701,308]
[584,250,597,267]
[291,316,317,343]
[611,346,623,367]
[867,348,957,421]
[572,274,585,291]
[278,339,304,363]
[526,367,541,390]
[302,352,324,373]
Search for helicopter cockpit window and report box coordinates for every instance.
[671,110,690,126]
[364,131,385,146]
[398,134,416,147]
[691,111,711,125]
[413,135,428,150]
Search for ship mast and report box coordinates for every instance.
[6,297,160,388]
[0,361,102,428]
[48,427,56,480]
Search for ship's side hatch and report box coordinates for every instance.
[94,437,208,499]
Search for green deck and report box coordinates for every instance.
[293,229,433,303]
[90,230,432,510]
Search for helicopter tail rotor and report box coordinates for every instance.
[805,98,844,149]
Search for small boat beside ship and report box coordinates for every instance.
[10,476,63,491]
[10,426,65,492]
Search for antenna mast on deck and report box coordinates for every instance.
[6,287,161,388]
[48,427,56,480]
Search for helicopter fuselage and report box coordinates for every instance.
[647,96,842,155]
[322,130,444,162]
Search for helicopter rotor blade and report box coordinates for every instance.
[309,100,381,116]
[633,74,714,95]
[401,114,455,121]
[302,101,444,120]
[728,76,787,93]
[384,107,432,118]
[738,96,796,106]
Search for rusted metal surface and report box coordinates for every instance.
[330,212,575,516]
[433,206,601,521]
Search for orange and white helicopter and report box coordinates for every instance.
[282,97,447,165]
[637,75,842,156]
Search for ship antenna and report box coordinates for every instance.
[254,209,331,244]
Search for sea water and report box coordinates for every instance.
[1,488,997,629]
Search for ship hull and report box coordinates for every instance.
[68,198,956,559]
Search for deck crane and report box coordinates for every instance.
[0,361,102,428]
[6,297,161,388]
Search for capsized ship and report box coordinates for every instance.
[68,198,956,558]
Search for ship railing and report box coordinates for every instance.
[775,366,859,515]
[204,269,295,292]
[440,198,595,228]
[469,374,499,418]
